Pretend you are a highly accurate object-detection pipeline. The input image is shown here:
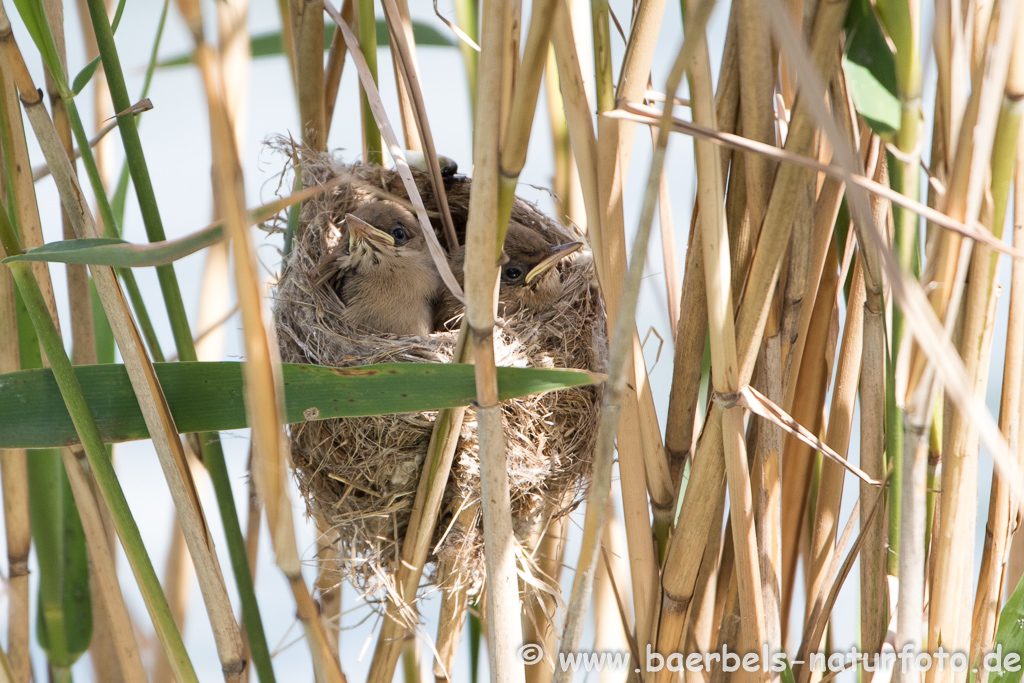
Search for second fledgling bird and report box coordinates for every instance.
[316,200,441,337]
[434,224,584,330]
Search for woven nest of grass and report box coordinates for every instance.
[272,144,607,602]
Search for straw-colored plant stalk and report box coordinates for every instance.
[464,2,526,679]
[173,0,345,679]
[0,252,29,683]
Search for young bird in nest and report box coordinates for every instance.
[317,201,441,337]
[434,223,584,330]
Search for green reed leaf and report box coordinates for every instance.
[0,361,602,449]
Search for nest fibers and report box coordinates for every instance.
[272,146,607,606]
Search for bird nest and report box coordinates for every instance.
[272,146,607,608]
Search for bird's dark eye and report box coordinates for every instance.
[503,266,524,281]
[391,226,408,243]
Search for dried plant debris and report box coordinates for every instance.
[271,140,607,610]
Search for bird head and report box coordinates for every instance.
[499,223,584,313]
[344,201,424,259]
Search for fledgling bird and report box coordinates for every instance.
[434,224,584,330]
[316,200,441,337]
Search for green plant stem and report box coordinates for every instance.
[81,0,191,360]
[591,0,615,114]
[283,163,303,259]
[876,0,922,577]
[0,213,197,683]
[109,0,169,231]
[357,0,382,163]
[199,434,275,683]
[453,0,479,123]
[885,347,902,575]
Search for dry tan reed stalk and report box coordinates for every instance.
[289,0,326,150]
[797,484,888,682]
[737,0,776,234]
[384,0,421,151]
[659,0,851,660]
[218,0,250,141]
[319,4,503,680]
[557,14,706,683]
[432,504,477,682]
[778,65,861,403]
[499,0,521,141]
[43,0,95,372]
[489,19,586,659]
[656,155,681,333]
[685,0,767,661]
[462,1,524,680]
[0,58,59,331]
[61,449,148,682]
[925,5,1023,676]
[545,48,572,221]
[523,508,572,683]
[859,144,889,683]
[323,0,353,135]
[757,5,1023,679]
[724,136,755,302]
[779,243,840,637]
[661,12,737,485]
[930,0,959,190]
[683,492,726,683]
[589,0,669,650]
[498,0,558,235]
[174,1,345,680]
[598,516,635,638]
[665,207,708,483]
[972,11,1024,671]
[549,1,603,271]
[972,125,1024,675]
[912,0,1022,393]
[800,257,865,680]
[755,301,785,671]
[315,537,342,660]
[0,265,28,683]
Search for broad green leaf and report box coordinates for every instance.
[843,0,901,136]
[988,572,1024,683]
[30,450,92,666]
[0,361,602,449]
[158,19,455,67]
[4,223,223,268]
[780,657,796,683]
[72,56,102,96]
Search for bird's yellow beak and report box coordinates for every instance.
[346,213,395,250]
[525,241,584,283]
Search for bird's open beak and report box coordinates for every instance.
[346,213,395,250]
[525,241,584,283]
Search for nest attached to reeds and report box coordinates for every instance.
[271,144,607,606]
